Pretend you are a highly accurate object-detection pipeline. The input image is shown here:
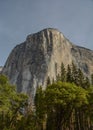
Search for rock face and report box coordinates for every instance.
[0,66,3,73]
[2,28,93,99]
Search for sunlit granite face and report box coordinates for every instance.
[0,66,3,73]
[2,28,93,100]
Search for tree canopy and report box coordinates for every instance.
[0,75,28,130]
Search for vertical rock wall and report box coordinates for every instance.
[2,28,93,99]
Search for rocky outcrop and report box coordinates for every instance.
[2,28,93,99]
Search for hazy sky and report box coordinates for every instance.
[0,0,93,66]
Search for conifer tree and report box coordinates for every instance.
[47,76,51,85]
[77,68,85,87]
[66,64,72,83]
[56,73,61,82]
[91,74,93,85]
[84,77,90,89]
[35,86,46,130]
[60,63,66,82]
[52,78,55,83]
[71,62,78,83]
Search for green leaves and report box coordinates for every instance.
[45,82,88,108]
[35,81,90,129]
[0,75,8,85]
[0,75,28,130]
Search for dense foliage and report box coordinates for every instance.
[35,63,93,130]
[1,63,93,130]
[0,75,28,130]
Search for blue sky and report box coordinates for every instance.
[0,0,93,66]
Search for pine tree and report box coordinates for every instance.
[47,76,51,85]
[52,78,55,83]
[56,73,61,82]
[77,68,85,87]
[83,77,90,89]
[60,63,66,82]
[66,64,72,83]
[91,74,93,85]
[71,62,78,84]
[35,86,46,130]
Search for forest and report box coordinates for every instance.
[0,63,93,130]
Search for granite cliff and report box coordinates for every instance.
[2,28,93,99]
[0,66,3,73]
